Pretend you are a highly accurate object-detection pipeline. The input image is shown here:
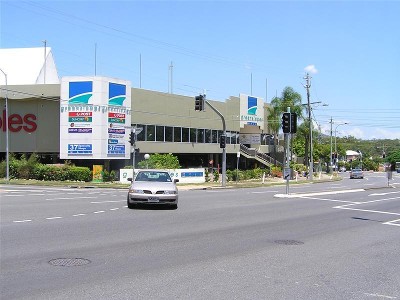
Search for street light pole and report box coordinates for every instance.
[0,68,9,182]
[334,122,348,171]
[304,73,313,180]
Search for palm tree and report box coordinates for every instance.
[277,86,304,119]
[267,105,281,165]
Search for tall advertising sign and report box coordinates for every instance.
[60,76,131,159]
[239,94,264,128]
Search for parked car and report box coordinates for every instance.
[349,168,364,179]
[127,170,179,209]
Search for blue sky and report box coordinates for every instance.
[1,0,399,140]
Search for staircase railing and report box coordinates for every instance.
[240,144,282,167]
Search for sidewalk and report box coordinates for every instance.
[0,173,339,190]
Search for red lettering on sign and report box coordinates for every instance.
[108,112,125,118]
[69,112,92,117]
[0,110,38,132]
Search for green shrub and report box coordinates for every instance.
[213,170,219,182]
[68,166,92,182]
[205,169,210,182]
[102,170,117,182]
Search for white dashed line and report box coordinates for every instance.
[46,217,63,220]
[93,211,105,214]
[110,208,119,211]
[72,213,86,217]
[91,200,125,204]
[13,219,32,223]
[364,293,397,299]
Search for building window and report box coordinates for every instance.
[212,130,218,143]
[205,129,212,143]
[156,126,164,142]
[226,131,232,144]
[190,128,196,143]
[174,127,181,142]
[232,132,238,144]
[197,129,205,143]
[146,125,155,141]
[136,124,145,141]
[182,127,189,143]
[165,126,173,142]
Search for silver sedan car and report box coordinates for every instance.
[127,170,179,209]
[350,168,364,179]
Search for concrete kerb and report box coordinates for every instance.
[0,174,340,190]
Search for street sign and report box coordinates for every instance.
[284,167,291,180]
[132,127,143,134]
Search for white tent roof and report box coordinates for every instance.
[0,47,59,85]
[346,150,360,156]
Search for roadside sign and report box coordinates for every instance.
[131,127,143,134]
[284,167,291,180]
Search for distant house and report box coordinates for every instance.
[0,47,59,85]
[346,150,360,162]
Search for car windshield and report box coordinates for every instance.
[135,171,172,182]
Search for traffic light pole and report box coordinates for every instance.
[285,107,291,194]
[204,100,226,187]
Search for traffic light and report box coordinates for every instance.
[290,112,297,133]
[129,132,135,145]
[282,113,290,133]
[219,135,226,148]
[195,94,204,111]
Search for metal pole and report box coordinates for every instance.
[43,40,47,84]
[305,73,313,180]
[236,152,240,185]
[205,99,226,187]
[0,68,9,182]
[334,122,348,172]
[285,107,290,194]
[330,117,333,173]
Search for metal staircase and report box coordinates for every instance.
[240,144,282,167]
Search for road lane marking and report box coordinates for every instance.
[298,196,359,204]
[72,213,86,217]
[369,191,400,196]
[13,219,32,223]
[334,207,400,216]
[46,196,97,201]
[382,218,400,227]
[364,293,397,299]
[110,208,119,211]
[90,200,125,204]
[46,217,63,220]
[93,211,105,214]
[275,189,365,198]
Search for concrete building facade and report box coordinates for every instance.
[0,48,282,173]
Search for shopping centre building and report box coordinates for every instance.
[0,47,283,172]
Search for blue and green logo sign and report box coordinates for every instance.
[69,81,93,104]
[247,96,257,115]
[109,83,126,106]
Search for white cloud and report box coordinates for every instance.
[304,64,318,74]
[370,128,400,139]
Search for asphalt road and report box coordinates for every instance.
[1,172,399,300]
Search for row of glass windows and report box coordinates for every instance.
[133,124,239,144]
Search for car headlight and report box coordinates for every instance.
[163,190,177,195]
[130,189,144,194]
